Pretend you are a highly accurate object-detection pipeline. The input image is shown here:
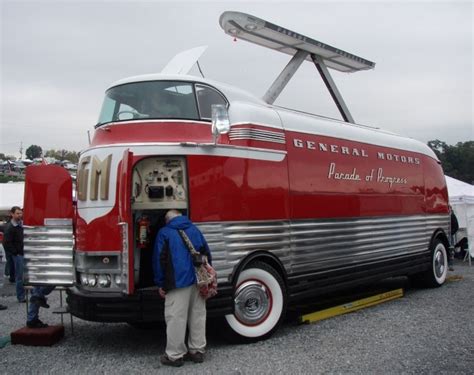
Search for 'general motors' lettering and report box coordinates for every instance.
[293,138,420,165]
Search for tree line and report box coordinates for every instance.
[427,140,473,184]
[0,145,79,164]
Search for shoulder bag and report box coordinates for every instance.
[178,229,217,299]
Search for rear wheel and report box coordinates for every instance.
[224,261,287,342]
[413,238,448,287]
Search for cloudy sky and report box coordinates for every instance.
[1,0,472,157]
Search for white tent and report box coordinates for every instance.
[0,182,25,260]
[446,175,474,258]
[0,182,25,216]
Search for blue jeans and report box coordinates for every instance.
[13,255,25,301]
[27,286,55,322]
[5,251,15,281]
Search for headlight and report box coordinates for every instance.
[98,274,111,288]
[80,273,89,286]
[114,274,122,286]
[88,274,98,287]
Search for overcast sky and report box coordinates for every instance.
[1,0,472,158]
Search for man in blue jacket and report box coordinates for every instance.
[153,209,211,367]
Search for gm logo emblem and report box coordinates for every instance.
[77,154,112,201]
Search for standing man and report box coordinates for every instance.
[2,206,25,302]
[26,285,55,328]
[449,205,459,271]
[153,209,211,367]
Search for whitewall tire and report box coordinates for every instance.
[224,261,286,342]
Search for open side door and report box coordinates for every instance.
[118,149,134,295]
[23,165,74,286]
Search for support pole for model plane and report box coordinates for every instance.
[263,50,308,105]
[311,54,355,124]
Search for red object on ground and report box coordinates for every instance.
[11,325,64,346]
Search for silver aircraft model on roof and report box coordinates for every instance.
[219,11,376,123]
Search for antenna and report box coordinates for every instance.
[196,60,205,78]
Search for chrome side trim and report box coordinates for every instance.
[197,214,449,284]
[23,221,74,286]
[75,250,121,256]
[289,215,449,274]
[197,221,291,284]
[82,142,287,162]
[229,127,286,144]
[118,222,131,294]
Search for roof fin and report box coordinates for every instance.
[161,46,208,75]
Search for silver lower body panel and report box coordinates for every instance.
[197,214,449,284]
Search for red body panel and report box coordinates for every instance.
[91,121,218,146]
[77,121,448,253]
[75,206,122,251]
[187,155,290,222]
[23,165,73,226]
[285,131,442,218]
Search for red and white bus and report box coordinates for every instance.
[23,12,450,342]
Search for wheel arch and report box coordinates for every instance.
[430,228,449,250]
[230,251,288,289]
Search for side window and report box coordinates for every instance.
[195,85,227,120]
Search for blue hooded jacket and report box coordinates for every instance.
[152,215,211,291]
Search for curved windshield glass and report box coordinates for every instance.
[97,81,199,126]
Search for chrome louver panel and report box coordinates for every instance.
[197,221,291,284]
[197,214,449,283]
[229,127,286,144]
[289,215,449,274]
[23,219,74,286]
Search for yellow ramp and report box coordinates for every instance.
[300,288,404,324]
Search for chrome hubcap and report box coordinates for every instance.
[234,281,270,325]
[434,247,445,278]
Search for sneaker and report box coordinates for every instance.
[26,319,49,329]
[30,296,50,308]
[160,354,184,367]
[0,304,7,310]
[18,299,26,303]
[184,351,204,363]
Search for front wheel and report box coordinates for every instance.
[224,261,287,343]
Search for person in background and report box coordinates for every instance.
[449,205,459,271]
[153,209,211,367]
[1,214,15,283]
[2,206,25,302]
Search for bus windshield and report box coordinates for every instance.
[97,81,199,126]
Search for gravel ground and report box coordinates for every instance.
[1,259,473,374]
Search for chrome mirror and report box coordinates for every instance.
[211,104,230,144]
